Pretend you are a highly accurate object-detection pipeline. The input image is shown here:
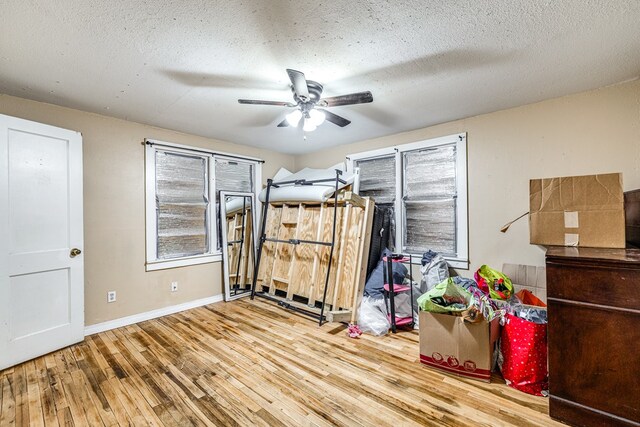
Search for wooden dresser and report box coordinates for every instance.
[546,247,640,426]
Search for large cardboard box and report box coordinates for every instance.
[529,173,625,248]
[419,311,499,382]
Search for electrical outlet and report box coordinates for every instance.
[171,282,178,292]
[107,291,116,303]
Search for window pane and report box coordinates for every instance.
[403,145,456,199]
[157,204,208,257]
[355,155,396,204]
[403,199,456,254]
[157,151,208,203]
[215,159,254,193]
[215,159,255,251]
[156,151,208,259]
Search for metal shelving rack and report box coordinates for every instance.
[384,253,415,333]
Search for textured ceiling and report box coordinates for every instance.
[1,0,639,154]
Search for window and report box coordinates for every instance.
[145,140,261,271]
[349,133,468,268]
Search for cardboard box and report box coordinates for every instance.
[529,173,625,248]
[419,311,500,382]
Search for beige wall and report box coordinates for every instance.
[3,79,639,325]
[0,94,295,326]
[295,79,640,277]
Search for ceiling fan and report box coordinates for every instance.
[238,69,373,132]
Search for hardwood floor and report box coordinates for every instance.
[0,298,563,426]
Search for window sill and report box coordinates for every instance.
[444,258,469,270]
[146,253,222,271]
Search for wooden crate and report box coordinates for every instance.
[256,192,374,323]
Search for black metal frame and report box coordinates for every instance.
[384,253,414,333]
[250,169,347,326]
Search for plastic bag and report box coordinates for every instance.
[510,304,548,324]
[420,250,450,293]
[498,314,549,396]
[448,276,507,322]
[417,278,471,313]
[451,276,477,290]
[392,291,413,319]
[474,265,514,300]
[357,296,390,336]
[464,284,506,322]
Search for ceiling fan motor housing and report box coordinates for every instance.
[293,81,323,105]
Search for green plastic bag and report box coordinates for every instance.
[417,278,472,313]
[474,265,514,300]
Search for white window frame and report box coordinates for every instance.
[347,133,468,269]
[212,156,261,252]
[145,139,262,271]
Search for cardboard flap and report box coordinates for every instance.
[530,173,623,213]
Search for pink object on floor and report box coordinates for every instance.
[347,323,362,338]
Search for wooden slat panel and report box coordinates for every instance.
[270,205,296,293]
[288,205,320,298]
[337,205,364,309]
[307,205,325,307]
[285,205,305,299]
[350,196,376,323]
[312,206,343,304]
[331,204,351,308]
[256,205,282,290]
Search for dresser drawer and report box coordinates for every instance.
[546,262,640,310]
[548,300,640,424]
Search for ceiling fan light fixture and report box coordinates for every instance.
[303,119,317,132]
[238,68,373,132]
[308,109,326,126]
[285,109,302,126]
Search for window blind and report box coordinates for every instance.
[155,151,209,259]
[356,156,396,204]
[215,159,254,250]
[402,144,457,254]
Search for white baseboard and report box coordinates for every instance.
[84,294,224,336]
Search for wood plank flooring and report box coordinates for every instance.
[0,298,563,426]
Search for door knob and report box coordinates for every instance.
[70,248,82,258]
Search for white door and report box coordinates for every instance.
[0,114,84,370]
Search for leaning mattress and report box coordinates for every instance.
[225,196,250,215]
[258,163,355,203]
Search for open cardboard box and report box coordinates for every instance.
[419,311,500,382]
[529,172,625,248]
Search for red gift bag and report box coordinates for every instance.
[499,314,548,396]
